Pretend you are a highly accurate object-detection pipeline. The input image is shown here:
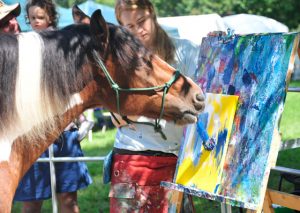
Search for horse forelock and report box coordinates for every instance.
[0,27,90,152]
[109,26,153,76]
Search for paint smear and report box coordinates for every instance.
[175,93,238,193]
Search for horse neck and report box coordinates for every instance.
[15,104,85,174]
[10,68,100,178]
[0,104,85,213]
[0,77,101,210]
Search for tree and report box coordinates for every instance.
[56,0,114,8]
[56,0,300,30]
[151,0,300,30]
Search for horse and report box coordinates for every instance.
[0,10,204,212]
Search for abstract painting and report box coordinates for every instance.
[162,32,299,210]
[175,93,238,193]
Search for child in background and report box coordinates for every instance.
[13,1,93,212]
[26,0,57,31]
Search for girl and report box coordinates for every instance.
[109,0,200,212]
[26,0,57,31]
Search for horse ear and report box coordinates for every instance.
[72,5,90,24]
[90,9,109,50]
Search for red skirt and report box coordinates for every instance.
[109,154,177,213]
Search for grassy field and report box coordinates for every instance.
[12,81,300,212]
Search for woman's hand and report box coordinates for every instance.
[207,31,227,37]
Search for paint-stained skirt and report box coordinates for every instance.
[109,154,177,213]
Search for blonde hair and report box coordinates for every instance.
[115,0,175,63]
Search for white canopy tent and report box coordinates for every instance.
[158,13,299,80]
[222,13,289,34]
[158,13,226,45]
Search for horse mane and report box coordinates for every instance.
[0,26,93,144]
[0,23,153,145]
[109,25,153,73]
[0,33,22,144]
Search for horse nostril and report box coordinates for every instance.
[194,93,205,111]
[196,93,205,102]
[195,102,205,111]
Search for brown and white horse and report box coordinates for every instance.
[0,10,204,212]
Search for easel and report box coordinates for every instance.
[165,36,300,213]
[246,189,300,213]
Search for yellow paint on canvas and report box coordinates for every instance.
[176,93,238,193]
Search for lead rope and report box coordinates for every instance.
[93,50,180,140]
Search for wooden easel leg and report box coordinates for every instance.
[168,191,184,213]
[262,190,275,213]
[246,210,257,213]
[246,190,274,213]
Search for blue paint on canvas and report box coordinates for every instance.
[194,32,299,208]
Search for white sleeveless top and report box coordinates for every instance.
[114,37,200,155]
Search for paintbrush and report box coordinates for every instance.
[196,121,216,151]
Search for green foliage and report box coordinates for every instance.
[151,0,233,17]
[231,0,300,30]
[56,0,85,8]
[280,81,300,140]
[56,0,114,8]
[152,0,300,30]
[56,0,299,30]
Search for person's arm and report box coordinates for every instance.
[77,113,94,142]
[207,31,227,37]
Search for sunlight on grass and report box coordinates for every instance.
[280,81,300,140]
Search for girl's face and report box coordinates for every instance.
[28,6,51,31]
[119,8,155,49]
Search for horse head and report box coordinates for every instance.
[81,9,205,125]
[0,8,205,212]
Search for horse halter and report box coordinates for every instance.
[93,50,181,140]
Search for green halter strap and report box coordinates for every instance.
[93,50,181,140]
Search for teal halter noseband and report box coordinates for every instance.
[93,50,181,140]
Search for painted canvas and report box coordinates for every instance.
[162,32,299,210]
[175,93,238,193]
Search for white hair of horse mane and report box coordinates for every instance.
[0,32,83,162]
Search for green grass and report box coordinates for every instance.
[279,81,300,140]
[265,81,300,207]
[12,81,300,212]
[12,130,116,213]
[266,81,300,192]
